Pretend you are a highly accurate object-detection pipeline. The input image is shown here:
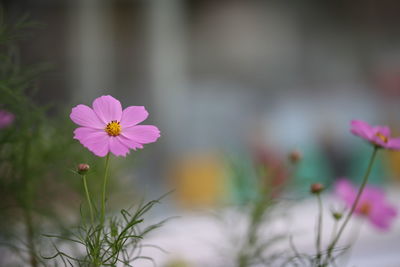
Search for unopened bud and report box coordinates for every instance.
[77,163,90,175]
[289,150,302,164]
[310,183,324,194]
[332,212,343,221]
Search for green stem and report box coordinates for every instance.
[315,193,323,265]
[82,175,94,224]
[93,153,110,267]
[101,153,111,225]
[20,135,37,267]
[328,219,338,246]
[238,188,270,267]
[325,146,378,265]
[23,207,38,267]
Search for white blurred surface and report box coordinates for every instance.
[139,190,400,267]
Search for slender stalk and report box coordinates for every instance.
[20,136,37,267]
[315,193,323,265]
[23,207,38,267]
[328,220,338,246]
[101,153,111,225]
[238,202,264,267]
[82,175,94,224]
[94,153,111,267]
[324,146,378,264]
[289,236,307,266]
[238,185,270,267]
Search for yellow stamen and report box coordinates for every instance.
[105,120,121,136]
[359,202,371,215]
[376,132,388,143]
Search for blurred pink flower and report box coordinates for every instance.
[335,179,397,230]
[350,120,400,150]
[0,110,15,129]
[70,95,160,157]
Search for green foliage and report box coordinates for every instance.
[223,152,288,267]
[0,10,105,266]
[0,9,168,267]
[44,194,171,267]
[0,10,52,267]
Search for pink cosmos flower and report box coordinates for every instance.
[0,110,15,129]
[350,120,400,150]
[335,179,397,230]
[70,95,160,157]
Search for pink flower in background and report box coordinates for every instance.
[0,110,15,129]
[335,179,397,230]
[70,95,160,157]
[350,120,400,150]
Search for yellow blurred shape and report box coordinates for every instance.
[386,151,400,182]
[170,153,226,208]
[164,258,191,267]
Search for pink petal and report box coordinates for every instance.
[361,186,386,202]
[370,135,387,147]
[92,95,122,124]
[386,137,400,150]
[369,204,397,231]
[73,127,100,141]
[120,106,149,128]
[108,137,130,157]
[350,120,374,140]
[335,178,356,207]
[355,187,384,214]
[70,104,104,129]
[122,125,160,144]
[0,111,14,128]
[374,125,391,137]
[73,127,110,157]
[370,125,392,147]
[117,135,144,150]
[0,113,15,129]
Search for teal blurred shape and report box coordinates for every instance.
[348,143,388,185]
[291,143,333,196]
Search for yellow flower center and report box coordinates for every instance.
[105,120,121,136]
[375,132,388,143]
[359,202,371,215]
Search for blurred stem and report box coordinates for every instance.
[324,146,378,266]
[82,175,94,225]
[23,207,38,267]
[101,153,110,225]
[238,188,270,267]
[21,135,38,267]
[328,219,338,246]
[315,193,323,265]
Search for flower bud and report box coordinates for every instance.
[77,163,90,175]
[332,212,343,221]
[310,183,324,194]
[288,150,302,164]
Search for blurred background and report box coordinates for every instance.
[4,0,400,191]
[1,0,400,266]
